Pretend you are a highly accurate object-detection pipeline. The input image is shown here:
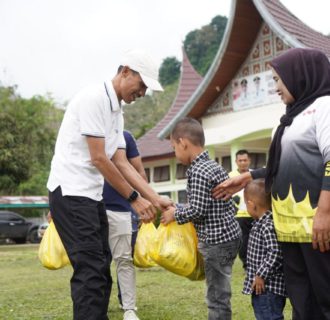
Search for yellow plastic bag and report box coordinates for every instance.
[38,220,70,270]
[186,250,205,281]
[149,222,198,277]
[133,222,158,268]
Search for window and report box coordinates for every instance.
[221,156,232,172]
[249,153,266,169]
[153,165,170,182]
[159,192,171,199]
[178,190,187,204]
[176,164,188,180]
[144,168,150,183]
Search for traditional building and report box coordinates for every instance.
[138,0,330,202]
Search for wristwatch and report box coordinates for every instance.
[127,190,139,203]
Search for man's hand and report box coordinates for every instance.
[212,172,252,200]
[131,196,156,223]
[160,207,176,225]
[153,195,174,213]
[252,276,265,295]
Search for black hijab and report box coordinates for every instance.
[265,48,330,192]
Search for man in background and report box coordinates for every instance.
[103,130,146,320]
[229,150,253,271]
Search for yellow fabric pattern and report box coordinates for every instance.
[229,170,250,218]
[38,220,70,270]
[272,185,316,243]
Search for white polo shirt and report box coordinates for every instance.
[47,81,125,201]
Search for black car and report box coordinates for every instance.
[0,210,40,244]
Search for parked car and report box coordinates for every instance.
[38,222,49,239]
[0,210,40,244]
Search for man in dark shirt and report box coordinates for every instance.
[103,131,147,320]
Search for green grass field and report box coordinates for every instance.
[0,244,292,319]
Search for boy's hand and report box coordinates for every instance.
[160,207,176,225]
[252,276,265,295]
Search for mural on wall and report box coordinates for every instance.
[232,70,281,111]
[207,23,289,115]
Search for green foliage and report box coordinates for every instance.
[0,85,63,195]
[184,15,227,75]
[124,81,179,139]
[159,56,181,86]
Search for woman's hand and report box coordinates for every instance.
[212,172,252,200]
[312,190,330,252]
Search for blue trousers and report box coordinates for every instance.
[252,291,286,320]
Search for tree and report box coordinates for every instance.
[123,81,178,139]
[159,57,181,86]
[184,15,227,75]
[0,85,63,195]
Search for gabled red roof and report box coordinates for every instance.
[257,0,330,56]
[158,0,330,139]
[137,48,203,161]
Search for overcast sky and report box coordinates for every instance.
[1,0,329,104]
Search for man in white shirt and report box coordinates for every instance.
[47,49,171,320]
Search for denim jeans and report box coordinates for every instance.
[252,291,286,320]
[198,238,240,320]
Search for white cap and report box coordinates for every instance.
[120,49,164,91]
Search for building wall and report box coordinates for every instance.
[207,22,290,115]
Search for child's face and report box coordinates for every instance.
[170,137,190,165]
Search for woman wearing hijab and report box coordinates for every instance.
[212,48,330,320]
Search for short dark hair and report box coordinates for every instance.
[236,149,249,158]
[244,179,271,209]
[117,65,139,75]
[171,117,205,147]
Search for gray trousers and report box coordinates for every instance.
[198,238,241,320]
[107,210,136,311]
